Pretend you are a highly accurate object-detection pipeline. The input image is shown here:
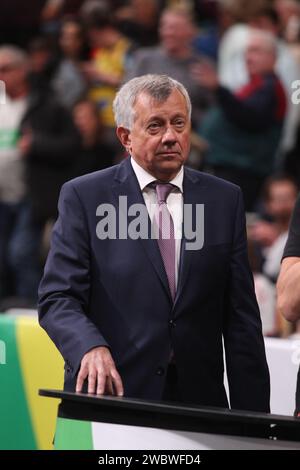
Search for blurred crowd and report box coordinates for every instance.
[1,0,300,338]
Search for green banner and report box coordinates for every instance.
[54,418,93,450]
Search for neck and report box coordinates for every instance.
[82,133,98,148]
[164,45,191,60]
[249,70,272,78]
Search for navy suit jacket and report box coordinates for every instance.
[38,157,270,412]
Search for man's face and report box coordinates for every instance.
[60,22,83,58]
[117,89,191,181]
[0,53,27,97]
[159,12,195,55]
[267,181,298,221]
[245,36,276,76]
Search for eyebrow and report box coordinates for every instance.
[146,113,186,122]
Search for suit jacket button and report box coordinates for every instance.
[156,367,165,376]
[169,319,176,327]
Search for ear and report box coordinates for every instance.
[116,126,131,153]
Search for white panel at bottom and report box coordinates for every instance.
[91,422,300,450]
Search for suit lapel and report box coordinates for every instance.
[112,158,172,302]
[173,167,208,312]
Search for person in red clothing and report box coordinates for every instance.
[193,28,287,211]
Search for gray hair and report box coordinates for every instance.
[0,45,28,65]
[113,74,192,129]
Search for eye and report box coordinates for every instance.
[174,119,185,128]
[147,122,161,132]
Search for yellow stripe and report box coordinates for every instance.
[16,316,64,449]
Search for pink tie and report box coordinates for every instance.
[152,182,176,301]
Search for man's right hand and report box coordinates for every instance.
[75,346,124,396]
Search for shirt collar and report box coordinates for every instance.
[130,156,184,193]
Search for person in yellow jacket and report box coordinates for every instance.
[82,2,134,139]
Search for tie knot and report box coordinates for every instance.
[152,182,174,204]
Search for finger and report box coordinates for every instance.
[96,371,106,395]
[104,375,114,395]
[87,369,97,394]
[111,369,124,397]
[76,366,88,393]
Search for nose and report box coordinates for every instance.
[161,126,177,146]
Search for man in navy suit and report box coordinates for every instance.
[38,74,270,412]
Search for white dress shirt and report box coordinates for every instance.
[130,156,183,287]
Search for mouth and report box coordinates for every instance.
[156,151,180,157]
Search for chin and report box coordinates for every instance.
[155,161,182,176]
[160,159,181,168]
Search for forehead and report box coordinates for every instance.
[270,181,297,194]
[133,89,188,120]
[62,23,81,35]
[160,12,192,28]
[0,52,16,65]
[247,36,270,51]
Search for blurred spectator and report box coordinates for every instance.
[248,174,298,336]
[251,7,300,157]
[28,19,88,110]
[275,0,300,40]
[52,17,88,109]
[27,37,58,95]
[192,0,273,62]
[72,98,115,175]
[81,0,134,149]
[196,29,286,210]
[249,175,298,282]
[58,16,88,61]
[218,6,300,156]
[125,5,214,129]
[22,90,79,230]
[0,45,79,306]
[0,46,38,303]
